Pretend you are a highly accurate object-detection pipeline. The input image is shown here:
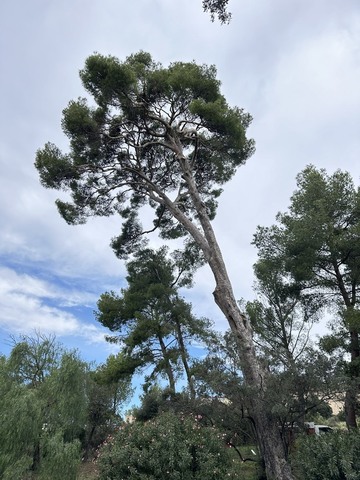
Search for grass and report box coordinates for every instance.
[227,445,263,480]
[77,461,99,480]
[237,461,259,480]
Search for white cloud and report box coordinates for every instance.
[0,267,107,344]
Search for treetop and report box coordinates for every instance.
[35,51,254,258]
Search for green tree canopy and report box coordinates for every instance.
[0,336,86,479]
[96,247,214,397]
[254,165,360,429]
[35,51,253,254]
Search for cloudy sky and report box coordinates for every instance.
[1,0,359,366]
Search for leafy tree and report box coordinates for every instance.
[35,51,294,479]
[83,353,133,457]
[91,352,134,415]
[0,336,85,478]
[37,432,81,480]
[263,351,341,457]
[192,330,243,398]
[98,411,242,480]
[292,430,360,480]
[96,247,213,397]
[202,0,232,23]
[191,331,259,455]
[1,334,135,474]
[255,165,360,429]
[43,351,88,442]
[133,384,164,421]
[193,327,339,459]
[7,332,61,386]
[246,251,322,370]
[245,240,333,436]
[0,366,42,477]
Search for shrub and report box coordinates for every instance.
[98,411,242,479]
[1,455,33,480]
[38,433,81,480]
[292,430,360,480]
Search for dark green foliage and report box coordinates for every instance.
[0,381,42,476]
[192,330,243,397]
[0,335,133,478]
[190,331,258,448]
[279,166,360,292]
[0,336,86,478]
[37,433,81,480]
[253,165,360,295]
[35,51,254,255]
[45,352,88,441]
[83,355,133,458]
[202,0,232,23]
[96,247,214,394]
[133,386,163,422]
[262,353,339,429]
[254,165,360,428]
[110,211,147,259]
[98,411,242,479]
[292,430,360,480]
[314,401,333,419]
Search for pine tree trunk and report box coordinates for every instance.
[174,320,195,398]
[193,193,294,478]
[334,268,359,429]
[213,285,294,480]
[165,155,295,479]
[345,388,357,429]
[199,235,294,478]
[345,329,359,429]
[158,335,176,395]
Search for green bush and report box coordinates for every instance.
[292,430,360,480]
[38,432,81,480]
[98,411,242,479]
[1,455,33,480]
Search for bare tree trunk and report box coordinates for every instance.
[334,266,359,429]
[158,335,176,395]
[345,330,359,429]
[346,329,360,429]
[174,319,196,398]
[213,284,294,480]
[345,388,357,429]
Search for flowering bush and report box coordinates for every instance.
[98,411,242,479]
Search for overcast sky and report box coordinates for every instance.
[1,0,359,366]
